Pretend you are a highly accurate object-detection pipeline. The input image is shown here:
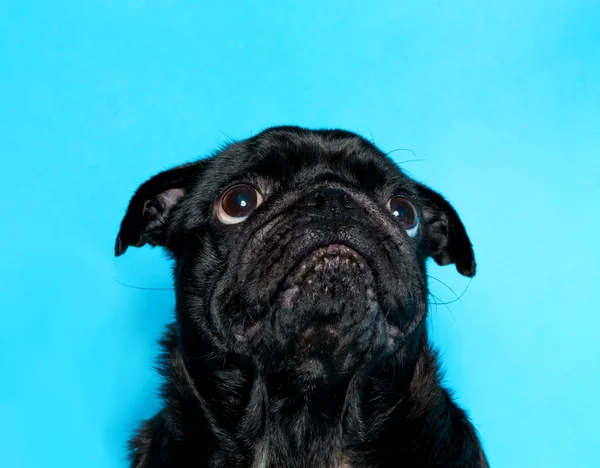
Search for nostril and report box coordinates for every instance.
[305,188,357,212]
[313,192,326,207]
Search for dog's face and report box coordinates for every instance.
[116,127,475,380]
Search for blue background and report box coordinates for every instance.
[1,1,599,467]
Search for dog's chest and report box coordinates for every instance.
[251,458,351,468]
[251,442,351,468]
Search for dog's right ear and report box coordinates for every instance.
[416,183,476,278]
[115,161,206,256]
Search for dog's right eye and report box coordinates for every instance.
[217,184,263,225]
[387,196,419,238]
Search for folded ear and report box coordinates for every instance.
[115,161,206,256]
[416,183,476,277]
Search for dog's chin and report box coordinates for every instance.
[261,244,385,377]
[278,243,376,304]
[228,244,399,378]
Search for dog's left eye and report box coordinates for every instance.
[217,184,263,225]
[387,196,419,237]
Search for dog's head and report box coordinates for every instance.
[116,127,475,379]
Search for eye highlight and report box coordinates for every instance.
[217,184,263,225]
[387,196,419,237]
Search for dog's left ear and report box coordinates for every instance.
[115,161,206,257]
[416,183,476,277]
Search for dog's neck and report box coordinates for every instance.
[244,368,357,466]
[170,316,427,467]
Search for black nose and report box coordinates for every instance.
[304,188,356,217]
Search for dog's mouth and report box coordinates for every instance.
[229,241,402,376]
[272,243,379,331]
[279,243,375,306]
[232,244,378,341]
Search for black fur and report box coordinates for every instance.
[116,126,488,467]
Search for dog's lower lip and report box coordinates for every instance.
[277,243,375,306]
[290,244,367,276]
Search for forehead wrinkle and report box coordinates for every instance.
[202,130,415,200]
[258,149,398,192]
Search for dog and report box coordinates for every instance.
[115,126,488,467]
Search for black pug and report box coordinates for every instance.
[115,126,488,468]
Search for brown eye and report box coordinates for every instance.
[387,196,419,237]
[217,184,263,224]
